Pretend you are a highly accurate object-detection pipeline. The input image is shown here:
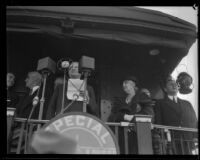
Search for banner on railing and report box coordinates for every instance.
[42,112,120,154]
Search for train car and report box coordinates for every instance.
[6,6,198,154]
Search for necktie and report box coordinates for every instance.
[29,89,33,96]
[173,97,176,103]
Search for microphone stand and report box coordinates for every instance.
[82,70,90,113]
[37,70,49,130]
[57,59,71,115]
[24,104,37,154]
[61,69,67,114]
[57,95,78,117]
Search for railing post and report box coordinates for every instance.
[16,122,25,154]
[133,115,153,154]
[7,108,16,153]
[165,129,173,154]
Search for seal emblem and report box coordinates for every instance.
[42,112,119,154]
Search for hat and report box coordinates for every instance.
[121,76,138,86]
[28,130,78,154]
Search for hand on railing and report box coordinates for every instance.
[124,114,134,121]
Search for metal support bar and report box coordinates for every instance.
[16,122,25,154]
[114,126,119,142]
[37,72,48,130]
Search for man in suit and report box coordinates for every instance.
[15,71,50,119]
[7,72,19,108]
[46,62,98,120]
[154,76,197,154]
[7,72,20,153]
[9,71,52,154]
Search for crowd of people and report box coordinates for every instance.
[7,62,197,154]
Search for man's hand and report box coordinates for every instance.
[124,114,134,121]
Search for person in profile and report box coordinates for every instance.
[154,76,197,154]
[15,71,50,119]
[108,76,154,154]
[9,71,52,154]
[46,62,98,120]
[7,72,20,154]
[7,72,19,108]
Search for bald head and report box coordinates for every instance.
[25,71,42,89]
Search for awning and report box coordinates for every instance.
[6,6,197,76]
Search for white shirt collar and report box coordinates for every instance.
[31,86,40,95]
[168,95,178,103]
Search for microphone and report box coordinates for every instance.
[32,86,41,107]
[37,57,56,74]
[73,94,79,101]
[61,61,70,69]
[57,58,73,71]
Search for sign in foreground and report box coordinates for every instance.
[43,112,119,154]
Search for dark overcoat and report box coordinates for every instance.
[46,83,98,120]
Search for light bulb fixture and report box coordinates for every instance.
[149,49,160,56]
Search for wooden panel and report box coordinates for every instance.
[100,99,112,122]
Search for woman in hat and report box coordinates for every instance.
[108,76,154,154]
[108,76,154,122]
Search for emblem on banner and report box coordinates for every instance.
[43,112,119,154]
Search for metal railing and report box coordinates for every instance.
[7,117,198,154]
[151,124,198,155]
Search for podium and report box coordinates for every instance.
[7,107,16,153]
